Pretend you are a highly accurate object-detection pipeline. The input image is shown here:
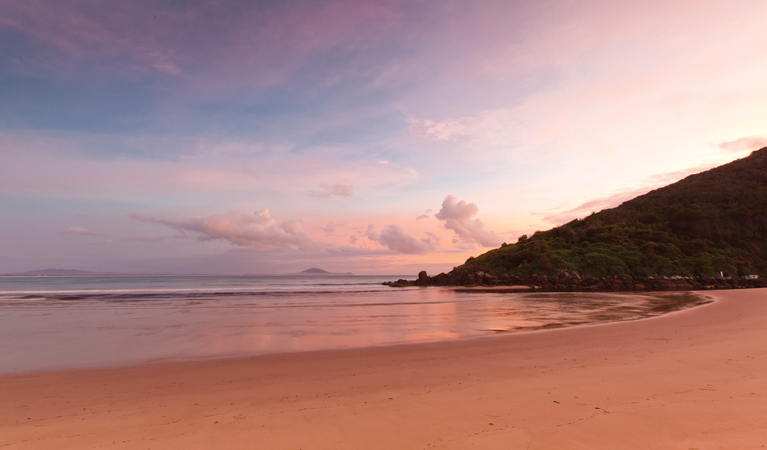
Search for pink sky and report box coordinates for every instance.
[1,0,766,274]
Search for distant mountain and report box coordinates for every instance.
[299,268,353,275]
[8,269,118,276]
[448,147,767,280]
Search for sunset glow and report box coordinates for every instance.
[2,0,766,274]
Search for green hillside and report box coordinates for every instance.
[456,148,767,279]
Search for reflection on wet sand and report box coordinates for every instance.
[0,289,708,373]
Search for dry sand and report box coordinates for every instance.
[1,289,766,449]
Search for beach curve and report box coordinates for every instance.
[1,288,765,449]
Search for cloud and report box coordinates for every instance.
[407,109,527,158]
[375,160,419,177]
[124,235,187,243]
[62,226,109,237]
[315,221,342,235]
[540,187,650,225]
[435,195,502,247]
[423,231,441,246]
[718,136,767,153]
[131,209,315,251]
[365,225,438,254]
[308,184,354,198]
[152,62,182,76]
[416,209,432,220]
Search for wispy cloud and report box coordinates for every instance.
[315,221,344,236]
[308,184,353,198]
[415,209,432,220]
[131,209,315,251]
[62,226,109,237]
[124,235,187,243]
[540,187,652,226]
[435,195,502,247]
[718,136,767,153]
[540,164,717,225]
[408,108,525,148]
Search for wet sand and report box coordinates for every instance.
[1,289,765,449]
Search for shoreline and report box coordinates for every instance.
[0,290,711,377]
[2,288,766,449]
[0,290,708,375]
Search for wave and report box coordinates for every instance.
[0,286,428,304]
[0,275,408,296]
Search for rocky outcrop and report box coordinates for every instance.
[415,270,429,286]
[383,279,412,288]
[384,271,766,291]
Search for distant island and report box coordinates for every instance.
[388,147,767,291]
[299,268,354,276]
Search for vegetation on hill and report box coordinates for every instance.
[455,148,767,279]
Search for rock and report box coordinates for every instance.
[415,271,429,286]
[384,269,767,291]
[383,279,412,288]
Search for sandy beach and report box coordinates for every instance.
[1,288,765,449]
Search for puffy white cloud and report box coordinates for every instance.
[365,224,437,255]
[308,184,353,198]
[435,195,502,247]
[132,209,315,251]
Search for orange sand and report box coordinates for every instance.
[1,289,765,449]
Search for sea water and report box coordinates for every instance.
[0,275,707,373]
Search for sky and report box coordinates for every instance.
[1,0,766,275]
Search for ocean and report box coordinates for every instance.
[0,275,708,373]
